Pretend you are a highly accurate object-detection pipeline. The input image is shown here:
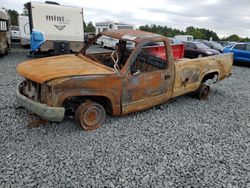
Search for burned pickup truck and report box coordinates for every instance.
[16,30,233,131]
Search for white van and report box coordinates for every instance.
[18,16,30,46]
[27,1,84,54]
[174,35,194,42]
[95,21,135,49]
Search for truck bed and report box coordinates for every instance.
[172,53,233,97]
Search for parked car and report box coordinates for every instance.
[84,32,95,44]
[174,35,193,42]
[199,40,224,52]
[216,41,235,47]
[16,30,233,131]
[10,26,20,41]
[223,42,250,63]
[183,41,220,58]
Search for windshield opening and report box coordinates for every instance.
[83,34,135,71]
[196,42,209,49]
[211,41,223,49]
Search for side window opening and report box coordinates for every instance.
[130,42,167,74]
[246,45,250,51]
[234,44,246,50]
[190,44,196,49]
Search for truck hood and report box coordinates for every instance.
[17,54,115,84]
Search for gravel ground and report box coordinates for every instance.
[0,51,249,187]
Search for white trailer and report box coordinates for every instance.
[174,35,193,42]
[27,2,84,54]
[18,16,30,46]
[95,21,135,49]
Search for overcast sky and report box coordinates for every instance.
[2,0,250,37]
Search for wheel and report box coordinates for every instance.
[4,42,9,55]
[198,54,203,58]
[5,47,8,55]
[75,101,106,131]
[101,41,104,48]
[196,84,210,100]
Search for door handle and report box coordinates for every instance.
[164,75,171,80]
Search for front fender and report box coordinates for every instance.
[55,88,121,116]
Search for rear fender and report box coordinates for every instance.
[200,69,220,84]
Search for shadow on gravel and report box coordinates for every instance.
[233,61,250,67]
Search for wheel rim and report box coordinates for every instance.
[82,106,102,126]
[199,86,210,99]
[76,102,105,131]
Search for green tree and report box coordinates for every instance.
[226,34,240,41]
[84,21,95,33]
[20,3,28,16]
[139,24,221,40]
[186,26,206,39]
[7,9,19,26]
[240,37,250,42]
[139,24,184,37]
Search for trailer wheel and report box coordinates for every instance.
[101,41,104,48]
[196,84,210,100]
[75,101,106,131]
[5,42,9,55]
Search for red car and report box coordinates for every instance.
[183,41,220,58]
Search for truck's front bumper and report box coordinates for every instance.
[16,89,65,122]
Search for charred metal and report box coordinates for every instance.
[16,30,233,131]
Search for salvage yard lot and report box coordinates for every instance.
[0,51,249,187]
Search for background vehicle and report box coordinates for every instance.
[95,21,135,48]
[27,1,84,55]
[174,35,193,42]
[10,26,20,41]
[223,42,250,63]
[18,16,30,47]
[198,40,224,52]
[0,9,11,55]
[168,37,181,44]
[183,41,220,58]
[16,30,233,131]
[84,32,95,44]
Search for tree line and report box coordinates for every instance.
[3,6,249,42]
[140,24,250,42]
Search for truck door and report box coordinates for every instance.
[122,40,175,115]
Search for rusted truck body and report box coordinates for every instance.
[16,30,233,130]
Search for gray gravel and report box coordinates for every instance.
[0,51,250,187]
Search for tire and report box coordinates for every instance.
[198,54,203,58]
[101,41,104,48]
[75,101,106,131]
[196,84,210,100]
[3,42,8,55]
